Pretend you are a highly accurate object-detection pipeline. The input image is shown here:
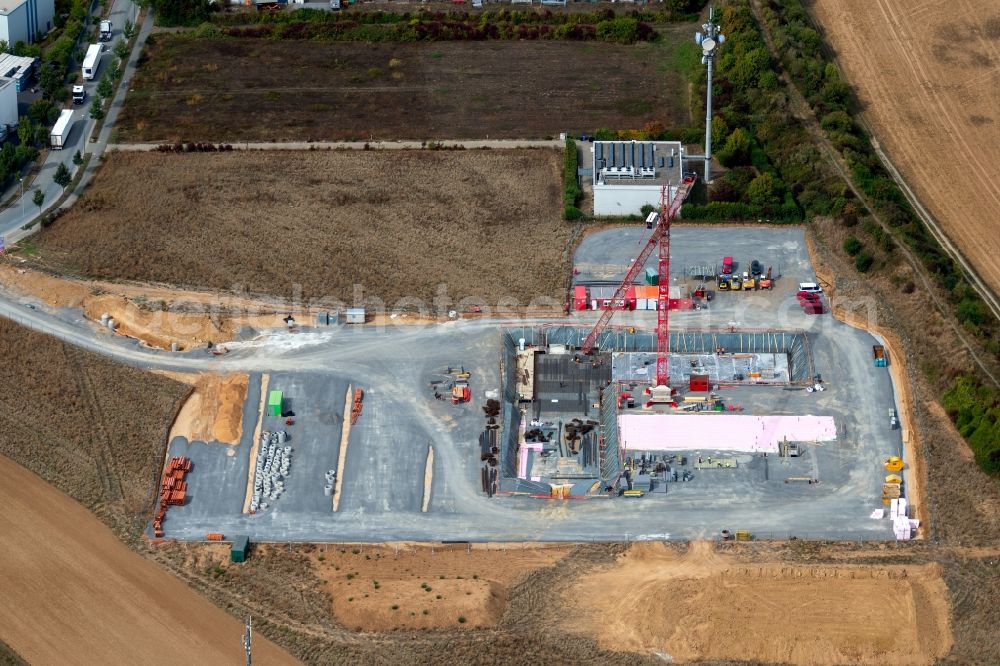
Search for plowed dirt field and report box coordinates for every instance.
[0,456,298,666]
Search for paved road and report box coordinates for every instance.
[0,0,149,248]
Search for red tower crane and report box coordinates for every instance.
[580,175,696,388]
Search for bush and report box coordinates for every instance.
[943,375,1000,474]
[843,236,862,256]
[564,205,583,221]
[854,251,874,272]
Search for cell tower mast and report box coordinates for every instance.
[695,8,725,183]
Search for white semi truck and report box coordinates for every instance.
[99,20,113,42]
[50,109,74,149]
[82,43,101,80]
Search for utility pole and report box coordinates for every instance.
[695,8,725,183]
[243,616,252,666]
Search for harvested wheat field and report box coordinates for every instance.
[314,543,570,631]
[0,456,298,666]
[35,150,571,309]
[810,0,1000,295]
[566,541,952,665]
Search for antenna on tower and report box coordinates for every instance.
[244,615,253,666]
[695,7,725,183]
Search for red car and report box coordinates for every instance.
[803,302,825,315]
[797,291,821,303]
[722,256,734,274]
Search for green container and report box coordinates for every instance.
[644,268,658,285]
[231,535,249,563]
[267,390,283,417]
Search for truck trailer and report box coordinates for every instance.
[81,44,101,80]
[50,109,74,149]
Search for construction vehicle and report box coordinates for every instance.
[579,177,696,391]
[758,266,774,290]
[742,271,756,290]
[750,259,762,276]
[873,345,887,367]
[730,276,743,291]
[622,489,645,498]
[451,381,471,404]
[884,456,904,472]
[717,275,730,291]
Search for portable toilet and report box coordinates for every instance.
[267,390,283,417]
[644,268,658,285]
[231,535,250,563]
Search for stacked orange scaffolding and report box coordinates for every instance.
[153,456,192,538]
[351,388,364,425]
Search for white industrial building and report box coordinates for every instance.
[0,76,18,130]
[0,0,54,46]
[0,52,34,91]
[591,140,685,216]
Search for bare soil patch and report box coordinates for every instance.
[170,373,249,445]
[34,150,572,308]
[566,541,951,665]
[810,0,1000,296]
[120,36,690,142]
[0,456,297,666]
[314,543,569,631]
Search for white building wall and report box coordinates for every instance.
[0,0,54,45]
[593,184,679,217]
[0,77,18,127]
[0,3,30,46]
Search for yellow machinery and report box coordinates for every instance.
[730,277,743,291]
[884,456,904,472]
[735,530,752,541]
[623,489,645,498]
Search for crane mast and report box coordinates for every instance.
[580,175,696,389]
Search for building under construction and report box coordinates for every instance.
[497,325,827,496]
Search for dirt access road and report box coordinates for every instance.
[0,456,298,666]
[810,0,1000,296]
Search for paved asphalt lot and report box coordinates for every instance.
[3,227,906,542]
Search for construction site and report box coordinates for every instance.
[128,178,914,546]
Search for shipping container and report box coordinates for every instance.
[573,285,588,311]
[231,535,250,562]
[267,390,283,416]
[345,308,365,324]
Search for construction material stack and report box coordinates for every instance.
[153,456,192,538]
[351,388,364,424]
